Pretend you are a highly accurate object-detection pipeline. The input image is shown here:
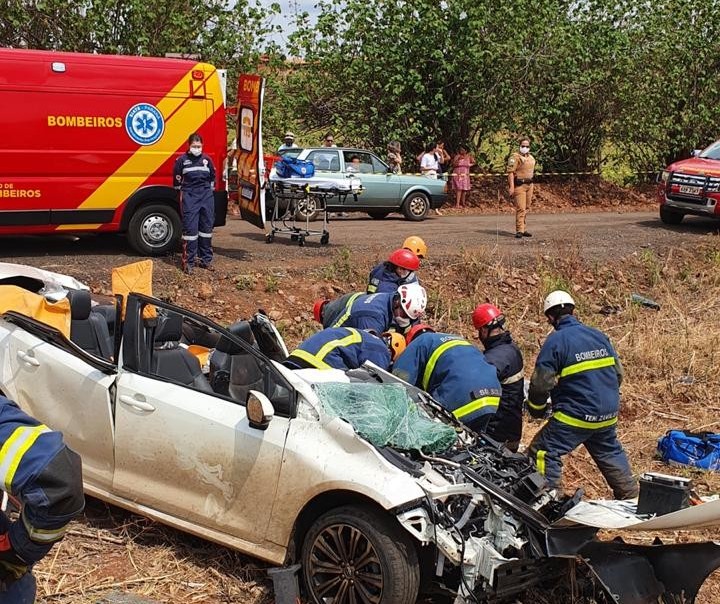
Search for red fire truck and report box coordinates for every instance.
[0,48,228,255]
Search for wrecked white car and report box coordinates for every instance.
[0,264,719,604]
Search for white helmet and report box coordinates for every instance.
[543,290,576,314]
[397,282,427,320]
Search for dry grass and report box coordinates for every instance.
[37,238,720,602]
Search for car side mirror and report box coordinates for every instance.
[247,390,274,430]
[692,149,702,157]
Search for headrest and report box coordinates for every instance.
[66,288,91,320]
[154,312,183,344]
[216,321,255,354]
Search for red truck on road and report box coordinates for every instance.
[658,140,720,225]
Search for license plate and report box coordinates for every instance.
[679,185,701,195]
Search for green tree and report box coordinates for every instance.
[0,0,280,77]
[287,0,519,159]
[610,0,720,172]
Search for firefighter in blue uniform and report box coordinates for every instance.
[472,303,525,452]
[284,328,405,371]
[392,325,502,433]
[173,133,217,274]
[314,283,427,335]
[0,395,84,602]
[367,248,420,294]
[526,291,638,499]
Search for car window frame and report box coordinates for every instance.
[121,294,298,418]
[2,311,117,374]
[306,149,342,172]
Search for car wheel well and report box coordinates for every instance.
[288,490,390,562]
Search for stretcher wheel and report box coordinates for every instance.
[265,233,274,243]
[320,233,330,245]
[298,236,305,247]
[291,234,299,241]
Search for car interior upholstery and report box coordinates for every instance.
[66,289,114,360]
[151,311,213,393]
[209,321,257,396]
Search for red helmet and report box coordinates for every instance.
[387,248,420,271]
[472,303,504,330]
[313,298,328,324]
[405,323,434,344]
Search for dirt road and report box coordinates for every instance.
[1,211,719,278]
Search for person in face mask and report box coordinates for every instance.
[507,136,536,239]
[173,133,217,274]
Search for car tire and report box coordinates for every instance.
[402,192,429,221]
[296,196,320,222]
[367,211,390,220]
[301,504,420,604]
[127,203,181,256]
[660,205,684,225]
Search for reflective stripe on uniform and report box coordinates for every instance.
[553,411,618,430]
[559,356,615,378]
[289,329,363,370]
[182,166,211,174]
[527,399,547,411]
[452,396,500,419]
[316,329,362,360]
[421,340,472,390]
[182,234,198,241]
[22,515,68,544]
[198,231,213,238]
[501,370,524,385]
[0,425,51,493]
[331,293,362,328]
[536,449,546,475]
[287,350,331,370]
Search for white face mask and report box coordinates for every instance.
[520,146,530,155]
[395,314,410,328]
[190,147,202,156]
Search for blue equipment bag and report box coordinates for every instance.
[275,156,315,178]
[657,430,720,471]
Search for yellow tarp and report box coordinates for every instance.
[0,285,71,338]
[111,260,156,319]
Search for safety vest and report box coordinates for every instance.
[287,327,391,371]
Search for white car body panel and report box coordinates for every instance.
[1,322,115,491]
[113,369,290,546]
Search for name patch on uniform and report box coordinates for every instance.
[125,103,165,146]
[575,348,609,362]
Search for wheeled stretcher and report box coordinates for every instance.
[266,176,363,246]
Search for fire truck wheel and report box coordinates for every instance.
[128,204,182,256]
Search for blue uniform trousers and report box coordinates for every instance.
[0,572,36,603]
[181,189,214,268]
[528,419,638,499]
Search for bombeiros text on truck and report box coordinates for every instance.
[0,48,229,255]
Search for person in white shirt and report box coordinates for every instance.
[419,142,443,215]
[278,131,298,152]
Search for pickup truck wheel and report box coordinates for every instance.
[296,196,320,222]
[402,193,429,221]
[127,204,181,256]
[302,505,420,604]
[660,205,684,225]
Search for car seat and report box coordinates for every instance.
[151,311,213,393]
[66,289,113,360]
[209,321,257,395]
[329,157,340,171]
[228,347,265,404]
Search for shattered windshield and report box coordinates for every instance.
[314,382,457,454]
